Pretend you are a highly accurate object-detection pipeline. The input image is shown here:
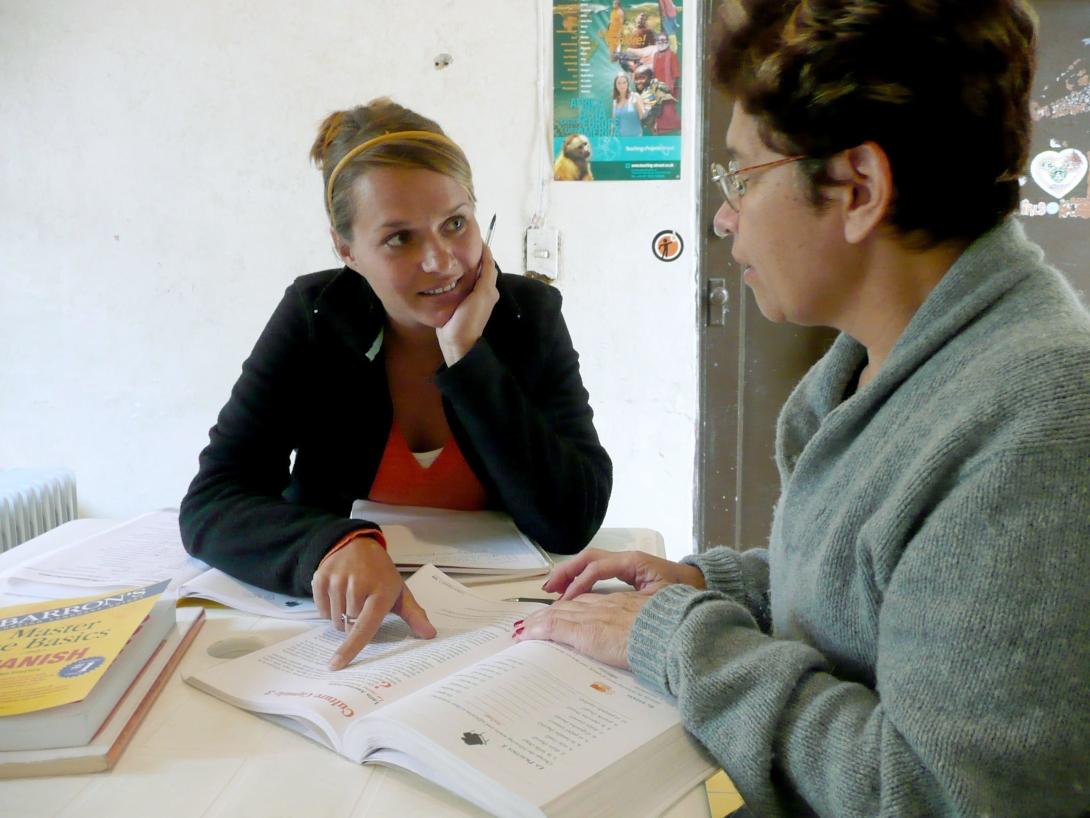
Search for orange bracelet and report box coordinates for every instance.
[318,528,387,568]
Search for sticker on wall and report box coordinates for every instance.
[652,229,684,262]
[1017,8,1088,281]
[1020,21,1089,223]
[1030,147,1087,199]
[553,1,683,181]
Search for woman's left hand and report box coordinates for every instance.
[513,591,654,669]
[436,243,499,365]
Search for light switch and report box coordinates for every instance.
[525,227,559,280]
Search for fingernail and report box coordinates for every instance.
[513,619,524,628]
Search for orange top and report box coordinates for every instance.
[367,421,490,511]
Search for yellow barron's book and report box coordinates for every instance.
[0,581,174,751]
[184,566,715,818]
[0,606,205,778]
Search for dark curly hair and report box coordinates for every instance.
[713,0,1037,246]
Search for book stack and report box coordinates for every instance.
[0,584,205,778]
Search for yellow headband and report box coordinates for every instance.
[324,130,460,216]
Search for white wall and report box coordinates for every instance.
[0,1,699,559]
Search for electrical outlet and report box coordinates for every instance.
[525,227,559,280]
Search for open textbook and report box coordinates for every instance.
[0,507,551,618]
[184,566,715,818]
[0,512,320,619]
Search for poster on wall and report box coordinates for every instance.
[1018,2,1088,276]
[553,1,683,181]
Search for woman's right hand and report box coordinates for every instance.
[542,548,706,601]
[311,535,436,670]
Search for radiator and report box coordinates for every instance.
[0,468,78,553]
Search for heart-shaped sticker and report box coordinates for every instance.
[1030,148,1088,199]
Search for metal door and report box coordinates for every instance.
[694,13,834,553]
[1018,1,1090,294]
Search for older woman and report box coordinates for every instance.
[517,1,1090,815]
[181,98,611,670]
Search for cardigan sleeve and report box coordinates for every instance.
[629,444,1090,818]
[433,284,611,554]
[178,283,379,597]
[682,546,772,633]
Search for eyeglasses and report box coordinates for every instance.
[711,155,807,212]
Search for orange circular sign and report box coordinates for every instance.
[651,230,684,262]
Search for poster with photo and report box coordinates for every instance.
[1018,3,1089,275]
[553,1,682,181]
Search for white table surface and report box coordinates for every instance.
[0,520,711,818]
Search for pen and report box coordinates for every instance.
[504,597,554,605]
[474,214,496,281]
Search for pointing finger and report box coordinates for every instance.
[328,594,388,671]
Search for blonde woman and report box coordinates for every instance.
[181,99,611,670]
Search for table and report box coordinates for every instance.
[0,520,712,818]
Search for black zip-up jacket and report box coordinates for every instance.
[179,268,612,597]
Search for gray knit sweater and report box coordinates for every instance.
[629,219,1090,817]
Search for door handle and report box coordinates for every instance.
[707,278,729,326]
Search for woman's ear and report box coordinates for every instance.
[828,142,893,244]
[330,227,356,270]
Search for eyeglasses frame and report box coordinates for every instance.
[711,155,808,213]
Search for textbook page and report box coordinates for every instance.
[177,568,319,620]
[0,511,205,599]
[184,566,540,750]
[0,512,318,619]
[368,638,693,814]
[350,500,551,574]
